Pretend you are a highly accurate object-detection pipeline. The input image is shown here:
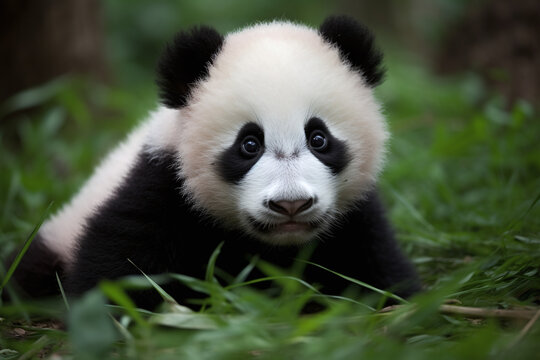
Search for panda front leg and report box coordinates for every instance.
[307,190,422,300]
[63,235,170,310]
[60,150,200,310]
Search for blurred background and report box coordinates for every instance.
[2,0,539,105]
[1,0,539,283]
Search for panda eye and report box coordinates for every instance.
[240,136,261,157]
[309,130,328,151]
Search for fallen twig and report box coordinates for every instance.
[439,304,537,320]
[509,309,540,348]
[379,304,538,320]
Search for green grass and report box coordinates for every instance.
[1,55,539,359]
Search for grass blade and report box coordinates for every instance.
[56,272,70,311]
[205,241,224,283]
[304,261,408,304]
[127,258,177,305]
[0,202,53,294]
[99,280,148,327]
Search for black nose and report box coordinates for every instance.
[268,198,314,216]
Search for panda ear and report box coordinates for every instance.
[156,26,224,108]
[319,15,385,87]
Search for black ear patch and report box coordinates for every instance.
[319,15,385,87]
[157,26,224,108]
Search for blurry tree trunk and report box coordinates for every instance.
[0,0,107,104]
[436,0,540,105]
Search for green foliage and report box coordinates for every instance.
[67,290,118,359]
[1,3,539,358]
[377,57,540,311]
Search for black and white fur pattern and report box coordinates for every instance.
[7,16,420,310]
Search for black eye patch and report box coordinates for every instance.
[217,122,264,183]
[304,117,350,174]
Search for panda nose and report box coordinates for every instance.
[268,198,314,216]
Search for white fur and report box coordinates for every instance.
[178,21,388,243]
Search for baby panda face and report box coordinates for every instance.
[159,18,388,245]
[215,116,350,244]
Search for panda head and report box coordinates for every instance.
[156,16,388,245]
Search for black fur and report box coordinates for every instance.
[11,149,420,309]
[156,26,224,108]
[319,15,385,87]
[218,122,265,184]
[4,235,65,299]
[304,117,350,174]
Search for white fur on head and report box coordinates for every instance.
[177,21,389,244]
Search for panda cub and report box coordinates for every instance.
[8,15,421,310]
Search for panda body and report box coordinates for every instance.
[8,16,420,309]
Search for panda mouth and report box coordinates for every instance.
[247,217,319,234]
